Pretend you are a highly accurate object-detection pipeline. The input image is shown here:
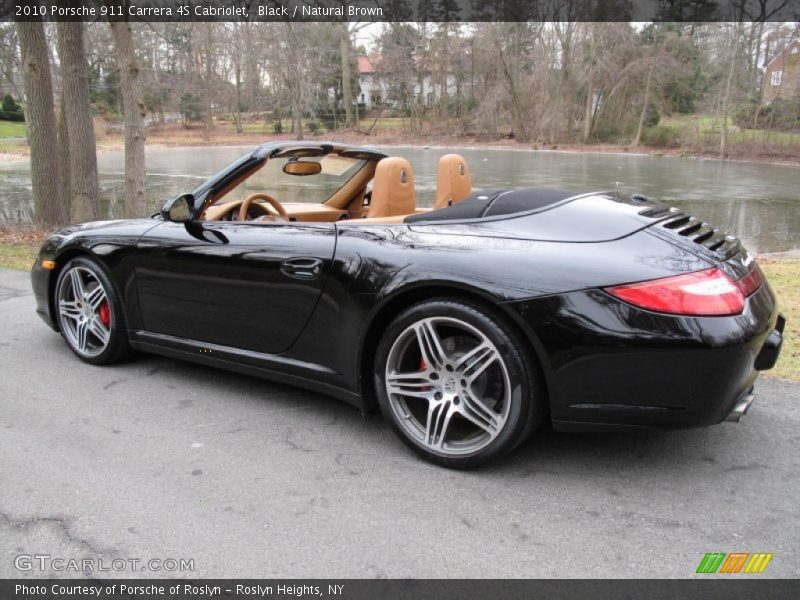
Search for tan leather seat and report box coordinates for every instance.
[367,157,416,218]
[434,154,472,210]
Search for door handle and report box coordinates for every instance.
[280,257,323,280]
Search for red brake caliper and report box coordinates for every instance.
[419,358,430,391]
[98,301,111,327]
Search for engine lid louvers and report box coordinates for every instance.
[639,205,741,259]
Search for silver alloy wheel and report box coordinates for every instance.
[385,316,511,456]
[57,266,112,358]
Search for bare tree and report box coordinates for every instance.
[497,24,532,142]
[377,23,424,134]
[553,21,579,141]
[57,22,100,222]
[632,63,654,147]
[279,22,306,139]
[229,23,244,133]
[17,21,67,227]
[719,22,744,159]
[582,26,596,143]
[339,22,354,128]
[200,23,216,137]
[0,24,23,98]
[241,23,264,117]
[110,20,147,218]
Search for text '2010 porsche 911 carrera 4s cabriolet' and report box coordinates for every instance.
[31,141,785,467]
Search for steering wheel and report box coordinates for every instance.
[238,193,289,222]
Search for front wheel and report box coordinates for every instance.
[54,256,130,365]
[374,298,545,468]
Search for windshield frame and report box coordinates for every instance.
[206,154,367,209]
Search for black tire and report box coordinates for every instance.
[374,297,545,468]
[53,256,131,365]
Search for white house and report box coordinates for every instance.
[356,55,460,110]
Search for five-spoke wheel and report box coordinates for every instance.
[54,257,129,364]
[385,316,511,455]
[375,299,544,468]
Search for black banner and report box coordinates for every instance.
[2,579,800,600]
[2,0,800,22]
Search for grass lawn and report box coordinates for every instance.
[0,120,26,138]
[727,128,800,146]
[761,261,799,381]
[237,116,408,135]
[663,114,800,148]
[239,122,275,134]
[0,238,795,381]
[0,243,37,270]
[240,119,328,134]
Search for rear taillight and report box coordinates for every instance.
[738,264,764,297]
[605,268,745,316]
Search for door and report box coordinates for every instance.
[133,220,336,355]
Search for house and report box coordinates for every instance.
[356,55,460,111]
[356,56,387,109]
[762,38,800,104]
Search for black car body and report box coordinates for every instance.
[31,142,784,465]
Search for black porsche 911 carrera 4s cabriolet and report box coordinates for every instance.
[31,141,784,467]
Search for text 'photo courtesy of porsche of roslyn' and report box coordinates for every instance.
[1,0,799,597]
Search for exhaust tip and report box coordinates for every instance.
[725,393,754,423]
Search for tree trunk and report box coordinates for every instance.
[633,63,654,147]
[366,104,386,135]
[558,26,573,141]
[243,23,260,116]
[57,94,71,218]
[582,25,596,144]
[57,22,100,223]
[234,61,243,134]
[18,21,67,227]
[719,28,740,159]
[297,113,304,139]
[439,23,451,116]
[583,72,594,143]
[285,22,303,140]
[499,45,526,141]
[110,21,147,218]
[340,24,353,128]
[751,20,765,129]
[204,33,213,139]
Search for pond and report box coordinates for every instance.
[1,145,798,254]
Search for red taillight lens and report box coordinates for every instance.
[738,264,764,297]
[605,268,745,316]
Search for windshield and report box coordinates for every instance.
[213,154,366,205]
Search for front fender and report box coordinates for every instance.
[31,219,160,332]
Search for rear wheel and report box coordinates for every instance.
[374,298,544,468]
[54,257,130,365]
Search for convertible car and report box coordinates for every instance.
[31,141,784,467]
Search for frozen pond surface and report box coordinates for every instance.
[1,144,798,253]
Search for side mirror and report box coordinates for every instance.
[283,160,322,176]
[161,194,194,222]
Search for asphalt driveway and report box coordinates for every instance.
[1,267,797,578]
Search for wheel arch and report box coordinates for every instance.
[358,282,553,414]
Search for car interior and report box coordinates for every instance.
[198,151,474,226]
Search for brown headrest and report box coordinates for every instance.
[368,157,416,218]
[434,154,472,210]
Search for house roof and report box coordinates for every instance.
[766,38,800,69]
[357,56,377,74]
